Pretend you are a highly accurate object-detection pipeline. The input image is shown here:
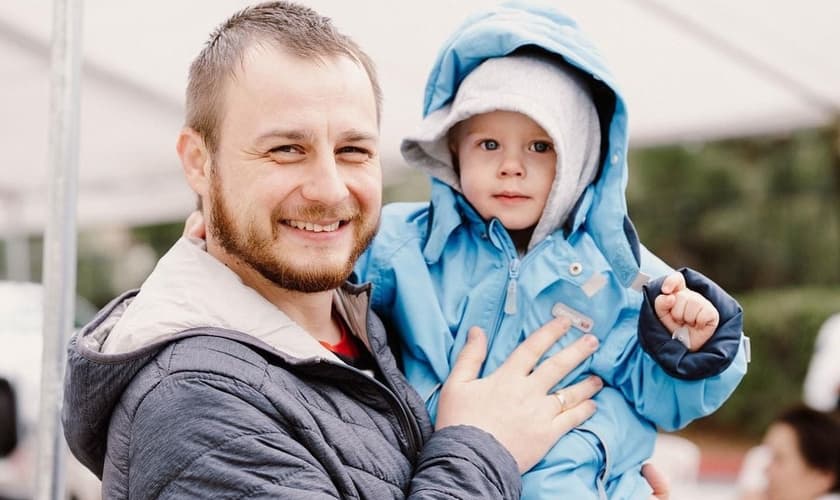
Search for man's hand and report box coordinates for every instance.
[183,210,207,239]
[654,272,719,351]
[642,463,670,500]
[436,318,603,473]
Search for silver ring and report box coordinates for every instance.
[554,391,568,412]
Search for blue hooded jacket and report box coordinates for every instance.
[356,2,748,498]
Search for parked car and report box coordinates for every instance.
[0,281,99,500]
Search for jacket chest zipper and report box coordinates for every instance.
[319,360,422,459]
[503,257,520,315]
[489,237,553,341]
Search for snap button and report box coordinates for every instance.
[569,262,583,276]
[611,153,620,164]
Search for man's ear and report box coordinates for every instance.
[177,127,212,199]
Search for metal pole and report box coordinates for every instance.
[36,0,82,498]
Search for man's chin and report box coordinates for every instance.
[252,254,354,293]
[264,267,351,294]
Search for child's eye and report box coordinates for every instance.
[530,141,553,153]
[479,139,499,151]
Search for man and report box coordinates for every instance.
[62,2,666,498]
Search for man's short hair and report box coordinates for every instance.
[185,1,382,156]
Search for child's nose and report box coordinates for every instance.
[499,155,525,177]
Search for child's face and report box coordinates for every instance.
[451,111,556,230]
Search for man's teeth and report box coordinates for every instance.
[286,220,341,232]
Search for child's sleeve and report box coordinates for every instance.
[638,268,744,381]
[590,264,749,431]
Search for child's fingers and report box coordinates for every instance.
[660,272,686,295]
[681,294,702,325]
[696,305,720,330]
[669,293,687,323]
[654,294,675,317]
[654,295,679,333]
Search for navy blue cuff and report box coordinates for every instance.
[639,268,743,380]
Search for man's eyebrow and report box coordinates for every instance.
[255,129,313,143]
[339,129,378,143]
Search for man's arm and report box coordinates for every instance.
[130,375,526,499]
[125,372,343,499]
[128,371,526,499]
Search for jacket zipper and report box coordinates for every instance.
[489,236,553,343]
[339,290,424,458]
[361,299,423,458]
[503,258,520,315]
[315,358,423,460]
[366,320,424,460]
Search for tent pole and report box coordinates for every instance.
[35,0,82,498]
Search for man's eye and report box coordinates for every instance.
[479,139,499,151]
[337,146,373,161]
[269,145,303,154]
[337,146,366,154]
[530,141,553,153]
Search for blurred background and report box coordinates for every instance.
[1,1,839,498]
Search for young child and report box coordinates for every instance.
[355,2,748,498]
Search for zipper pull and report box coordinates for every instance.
[504,258,520,315]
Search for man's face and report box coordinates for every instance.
[206,44,381,293]
[451,111,556,231]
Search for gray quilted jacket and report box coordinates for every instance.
[62,238,521,499]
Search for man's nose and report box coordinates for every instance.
[301,154,349,205]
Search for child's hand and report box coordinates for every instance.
[653,272,719,352]
[183,210,207,239]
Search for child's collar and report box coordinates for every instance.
[422,181,480,264]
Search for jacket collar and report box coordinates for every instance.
[422,179,596,264]
[422,180,482,264]
[91,237,366,365]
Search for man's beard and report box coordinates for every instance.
[208,179,377,293]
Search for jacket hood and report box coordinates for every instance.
[94,237,334,359]
[405,0,644,287]
[62,237,359,474]
[402,51,601,251]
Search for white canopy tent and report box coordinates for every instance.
[1,0,839,237]
[0,1,838,498]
